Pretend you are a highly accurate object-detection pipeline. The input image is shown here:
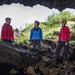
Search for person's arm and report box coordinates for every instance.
[40,29,43,42]
[11,26,14,40]
[66,27,70,44]
[1,26,5,40]
[30,29,33,42]
[57,29,61,43]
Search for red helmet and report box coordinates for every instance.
[5,17,11,21]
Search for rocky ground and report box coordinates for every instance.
[0,40,75,75]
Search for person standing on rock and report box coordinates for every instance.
[56,20,70,62]
[1,17,14,43]
[30,20,43,51]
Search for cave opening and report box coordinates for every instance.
[0,2,75,33]
[0,0,75,75]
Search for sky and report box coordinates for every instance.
[0,3,60,34]
[0,3,75,34]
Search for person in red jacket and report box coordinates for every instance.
[1,17,14,43]
[56,20,70,62]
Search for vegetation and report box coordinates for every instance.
[0,35,1,39]
[9,12,75,44]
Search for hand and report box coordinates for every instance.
[29,42,32,45]
[57,43,59,46]
[65,42,68,46]
[40,42,43,45]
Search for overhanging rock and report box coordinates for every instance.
[0,0,75,11]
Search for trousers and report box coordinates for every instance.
[56,41,69,61]
[32,40,41,51]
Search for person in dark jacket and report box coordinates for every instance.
[56,20,70,62]
[1,17,14,43]
[30,20,43,51]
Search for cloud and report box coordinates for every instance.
[0,3,60,34]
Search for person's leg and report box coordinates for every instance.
[63,45,69,61]
[3,39,8,42]
[32,40,37,50]
[56,42,63,59]
[8,40,12,43]
[3,39,12,43]
[36,40,41,51]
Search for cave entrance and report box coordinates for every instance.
[0,3,60,33]
[0,2,75,43]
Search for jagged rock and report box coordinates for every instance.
[14,31,22,39]
[9,68,18,75]
[70,32,75,40]
[14,40,31,49]
[0,40,75,75]
[0,0,75,11]
[42,40,57,49]
[14,28,24,39]
[0,41,39,69]
[69,46,75,62]
[27,66,36,75]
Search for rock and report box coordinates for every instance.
[49,67,58,75]
[42,40,57,49]
[0,41,39,68]
[69,46,75,61]
[9,68,18,75]
[0,0,75,11]
[0,40,75,75]
[39,66,49,75]
[0,63,17,75]
[14,28,23,39]
[70,32,75,40]
[14,40,31,49]
[27,66,36,75]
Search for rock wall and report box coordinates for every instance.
[0,0,75,11]
[0,41,39,68]
[0,40,75,75]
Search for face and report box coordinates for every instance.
[61,20,67,26]
[6,19,11,24]
[34,22,38,28]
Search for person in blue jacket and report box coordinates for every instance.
[30,20,43,51]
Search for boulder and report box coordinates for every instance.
[0,41,39,68]
[0,40,75,75]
